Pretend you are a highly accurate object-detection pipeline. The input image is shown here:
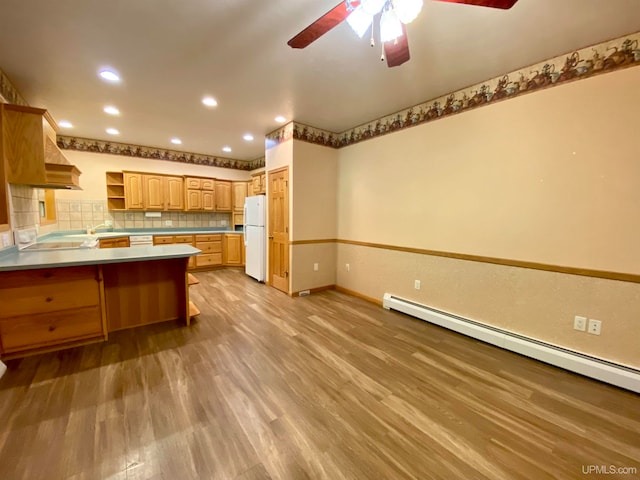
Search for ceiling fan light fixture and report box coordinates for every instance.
[346,5,373,38]
[393,0,423,24]
[380,9,403,43]
[361,0,387,16]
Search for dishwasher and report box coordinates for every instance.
[128,235,154,247]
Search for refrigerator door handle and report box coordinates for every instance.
[243,203,248,246]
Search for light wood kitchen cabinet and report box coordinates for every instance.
[215,180,232,211]
[143,174,164,210]
[223,234,244,266]
[0,266,105,356]
[124,172,144,209]
[194,234,222,267]
[232,182,247,211]
[99,237,130,248]
[164,175,185,210]
[185,177,201,190]
[202,190,215,211]
[250,172,266,195]
[106,172,126,210]
[247,179,255,197]
[201,178,215,191]
[186,189,202,210]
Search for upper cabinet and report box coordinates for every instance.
[0,103,81,189]
[109,170,247,213]
[215,180,232,212]
[124,172,144,210]
[250,172,266,195]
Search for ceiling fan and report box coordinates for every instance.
[288,0,519,67]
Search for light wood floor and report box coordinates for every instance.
[0,269,638,480]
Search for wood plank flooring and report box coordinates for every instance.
[0,268,638,479]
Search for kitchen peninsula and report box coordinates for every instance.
[0,242,200,359]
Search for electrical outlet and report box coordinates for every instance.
[573,315,587,331]
[165,220,173,226]
[588,319,602,335]
[313,263,319,271]
[345,263,350,272]
[414,280,421,290]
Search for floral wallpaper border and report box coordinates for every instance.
[57,136,265,171]
[0,68,29,106]
[266,31,640,150]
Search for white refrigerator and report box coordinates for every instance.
[244,195,266,282]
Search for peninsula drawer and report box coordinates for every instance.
[196,253,222,267]
[0,306,103,353]
[0,265,98,289]
[0,278,100,318]
[153,236,175,245]
[195,241,221,254]
[173,235,194,244]
[195,234,221,242]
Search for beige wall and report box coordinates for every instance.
[338,67,640,275]
[290,141,338,292]
[335,67,640,368]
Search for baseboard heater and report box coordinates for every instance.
[383,293,640,393]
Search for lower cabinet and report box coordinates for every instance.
[99,237,130,248]
[0,266,105,356]
[223,234,244,265]
[154,235,196,269]
[195,234,222,268]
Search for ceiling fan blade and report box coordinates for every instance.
[384,24,410,68]
[433,0,519,9]
[288,1,361,49]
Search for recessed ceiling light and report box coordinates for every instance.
[222,146,232,153]
[103,105,120,115]
[274,116,287,123]
[243,134,254,142]
[171,138,182,145]
[106,128,120,135]
[99,69,121,82]
[58,120,73,128]
[202,96,218,107]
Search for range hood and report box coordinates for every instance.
[1,103,83,190]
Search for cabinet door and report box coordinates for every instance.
[247,180,255,197]
[201,178,215,191]
[215,181,232,211]
[251,176,261,194]
[186,189,202,210]
[259,173,266,193]
[143,175,164,210]
[223,234,243,265]
[232,182,247,212]
[164,176,184,210]
[185,177,201,190]
[124,172,144,209]
[202,191,215,211]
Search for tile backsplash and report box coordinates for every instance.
[56,199,232,230]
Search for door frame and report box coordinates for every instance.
[266,166,290,293]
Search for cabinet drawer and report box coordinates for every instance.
[195,234,221,242]
[196,253,222,267]
[201,179,215,191]
[0,266,97,289]
[185,177,201,189]
[153,236,174,245]
[174,235,194,244]
[0,278,100,318]
[195,241,222,254]
[0,306,103,353]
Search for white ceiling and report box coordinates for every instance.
[1,0,639,161]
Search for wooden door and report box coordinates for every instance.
[143,175,164,210]
[268,167,289,293]
[164,176,184,210]
[124,172,144,209]
[215,181,232,211]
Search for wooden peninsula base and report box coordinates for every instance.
[0,244,199,359]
